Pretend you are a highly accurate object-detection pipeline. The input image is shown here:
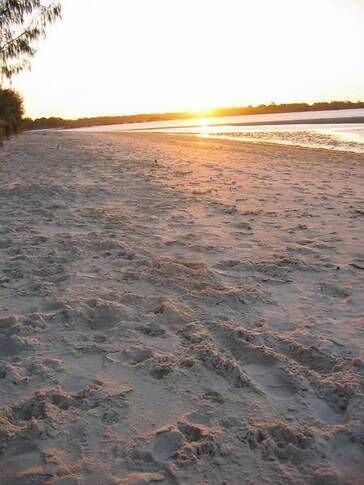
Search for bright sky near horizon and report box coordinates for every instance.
[10,0,364,119]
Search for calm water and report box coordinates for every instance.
[73,108,364,153]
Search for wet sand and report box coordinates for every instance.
[0,131,363,484]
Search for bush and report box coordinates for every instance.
[0,89,24,143]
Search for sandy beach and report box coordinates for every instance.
[0,131,363,484]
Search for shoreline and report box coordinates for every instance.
[64,127,364,156]
[127,131,364,155]
[122,115,364,131]
[88,130,364,158]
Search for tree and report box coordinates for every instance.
[0,88,23,141]
[0,0,61,80]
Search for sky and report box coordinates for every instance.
[10,0,364,119]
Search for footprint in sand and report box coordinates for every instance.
[152,429,185,462]
[243,361,298,399]
[86,299,133,330]
[320,283,351,299]
[0,442,44,482]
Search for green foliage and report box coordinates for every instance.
[0,88,23,141]
[0,0,61,79]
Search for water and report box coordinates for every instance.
[73,108,364,153]
[163,122,364,153]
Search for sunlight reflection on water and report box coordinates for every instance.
[72,109,364,153]
[182,123,364,153]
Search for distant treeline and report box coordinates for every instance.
[23,101,364,131]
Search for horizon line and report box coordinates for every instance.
[24,99,364,122]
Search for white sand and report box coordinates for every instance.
[0,131,363,484]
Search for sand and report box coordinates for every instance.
[0,131,363,484]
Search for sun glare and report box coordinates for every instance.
[199,118,211,137]
[10,0,364,119]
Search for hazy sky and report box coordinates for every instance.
[10,0,364,119]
